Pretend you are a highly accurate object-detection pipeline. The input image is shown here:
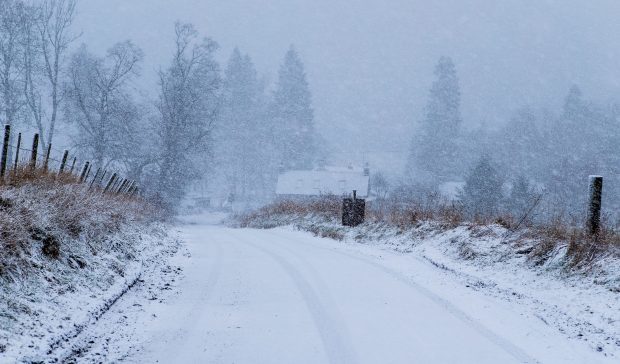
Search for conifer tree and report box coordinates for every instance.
[500,107,542,177]
[508,175,533,216]
[407,56,462,183]
[270,46,316,170]
[217,48,272,201]
[460,155,503,217]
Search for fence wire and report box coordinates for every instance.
[0,128,138,196]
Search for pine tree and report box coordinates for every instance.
[460,155,503,217]
[500,107,542,177]
[562,85,587,123]
[217,48,273,202]
[408,56,462,183]
[508,175,533,216]
[270,46,316,171]
[544,86,607,217]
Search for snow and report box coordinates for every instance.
[44,213,618,363]
[0,222,180,363]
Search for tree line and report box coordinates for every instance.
[405,56,620,223]
[0,0,318,211]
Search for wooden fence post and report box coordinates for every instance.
[116,179,128,194]
[115,179,124,194]
[13,132,21,172]
[587,175,603,236]
[84,163,92,181]
[30,134,39,169]
[69,157,76,174]
[1,125,10,178]
[124,180,135,194]
[79,162,90,183]
[103,173,117,193]
[112,178,122,192]
[43,144,52,171]
[110,178,117,192]
[122,180,132,194]
[58,150,69,174]
[99,170,107,185]
[89,168,101,189]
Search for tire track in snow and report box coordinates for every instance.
[137,230,225,361]
[263,228,540,364]
[180,233,224,330]
[231,230,359,364]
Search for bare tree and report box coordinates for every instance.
[152,22,221,209]
[22,2,44,139]
[32,0,78,149]
[0,0,28,125]
[65,41,143,168]
[371,172,391,200]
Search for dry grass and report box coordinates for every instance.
[368,201,465,230]
[528,220,620,269]
[238,195,620,271]
[237,196,341,228]
[3,166,78,186]
[0,166,158,283]
[237,195,466,230]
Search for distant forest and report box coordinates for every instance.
[2,0,618,221]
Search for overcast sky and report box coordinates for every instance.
[75,0,620,174]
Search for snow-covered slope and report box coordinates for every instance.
[0,181,177,363]
[0,224,179,363]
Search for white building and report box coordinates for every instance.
[276,165,370,199]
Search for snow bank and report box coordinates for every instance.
[0,178,177,363]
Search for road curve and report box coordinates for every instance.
[127,221,603,364]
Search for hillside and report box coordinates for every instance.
[0,173,178,362]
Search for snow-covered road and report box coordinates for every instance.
[118,217,610,364]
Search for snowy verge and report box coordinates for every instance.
[233,209,620,359]
[0,222,180,363]
[0,178,178,363]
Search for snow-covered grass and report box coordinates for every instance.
[0,172,177,362]
[237,197,620,282]
[234,198,620,357]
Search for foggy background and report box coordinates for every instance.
[74,0,620,176]
[3,0,620,218]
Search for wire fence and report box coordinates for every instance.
[0,125,139,197]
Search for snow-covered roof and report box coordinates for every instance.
[438,181,465,201]
[276,168,369,197]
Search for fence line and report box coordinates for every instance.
[0,125,139,197]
